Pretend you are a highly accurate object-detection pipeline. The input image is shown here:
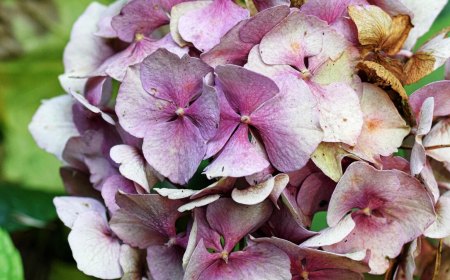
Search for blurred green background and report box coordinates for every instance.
[0,1,449,279]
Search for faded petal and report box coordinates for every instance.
[29,95,79,161]
[101,175,137,213]
[231,176,275,205]
[53,196,106,228]
[68,211,122,279]
[423,119,450,163]
[409,81,450,119]
[425,191,450,239]
[147,245,184,280]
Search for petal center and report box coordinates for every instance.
[240,115,251,124]
[175,107,185,117]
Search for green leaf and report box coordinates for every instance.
[0,182,59,231]
[0,227,24,280]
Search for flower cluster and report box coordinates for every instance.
[29,0,450,279]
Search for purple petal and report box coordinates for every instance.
[94,0,127,38]
[409,81,450,119]
[143,118,206,184]
[239,5,290,44]
[110,193,184,248]
[140,49,213,107]
[185,74,220,140]
[206,198,272,252]
[101,175,137,213]
[301,0,367,24]
[252,0,290,11]
[178,0,249,52]
[147,245,184,280]
[111,0,169,42]
[215,65,279,116]
[68,211,122,279]
[250,77,323,172]
[204,125,270,178]
[116,66,174,138]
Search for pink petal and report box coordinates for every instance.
[116,66,174,138]
[324,162,435,274]
[259,11,329,70]
[301,0,367,24]
[204,125,270,178]
[96,34,188,81]
[68,211,122,279]
[111,0,170,42]
[140,49,213,107]
[53,196,106,228]
[29,95,79,161]
[178,0,249,52]
[346,83,410,163]
[409,81,450,119]
[110,193,184,248]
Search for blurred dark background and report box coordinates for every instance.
[0,0,449,279]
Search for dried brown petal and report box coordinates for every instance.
[403,53,436,85]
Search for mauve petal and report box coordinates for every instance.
[96,34,188,81]
[252,0,289,11]
[239,5,290,44]
[309,83,363,146]
[379,156,410,173]
[116,66,174,138]
[251,77,323,172]
[345,83,410,163]
[170,1,212,47]
[207,198,273,252]
[231,176,275,205]
[262,237,369,277]
[110,193,184,248]
[423,119,450,163]
[53,196,106,229]
[147,245,184,280]
[201,20,254,68]
[94,0,127,38]
[178,0,249,52]
[204,86,240,159]
[297,172,336,223]
[300,0,367,24]
[416,31,450,72]
[268,173,290,207]
[259,11,328,70]
[59,167,100,199]
[197,242,291,280]
[264,203,317,244]
[84,76,112,107]
[110,144,158,192]
[141,49,213,107]
[143,118,206,184]
[192,208,223,251]
[190,177,236,200]
[69,90,115,125]
[425,191,450,238]
[324,162,435,274]
[184,74,220,141]
[111,0,169,42]
[68,211,122,279]
[29,95,79,161]
[420,161,440,203]
[204,125,270,178]
[409,81,450,119]
[101,175,137,213]
[184,239,221,280]
[215,65,279,116]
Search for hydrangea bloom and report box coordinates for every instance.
[29,0,450,279]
